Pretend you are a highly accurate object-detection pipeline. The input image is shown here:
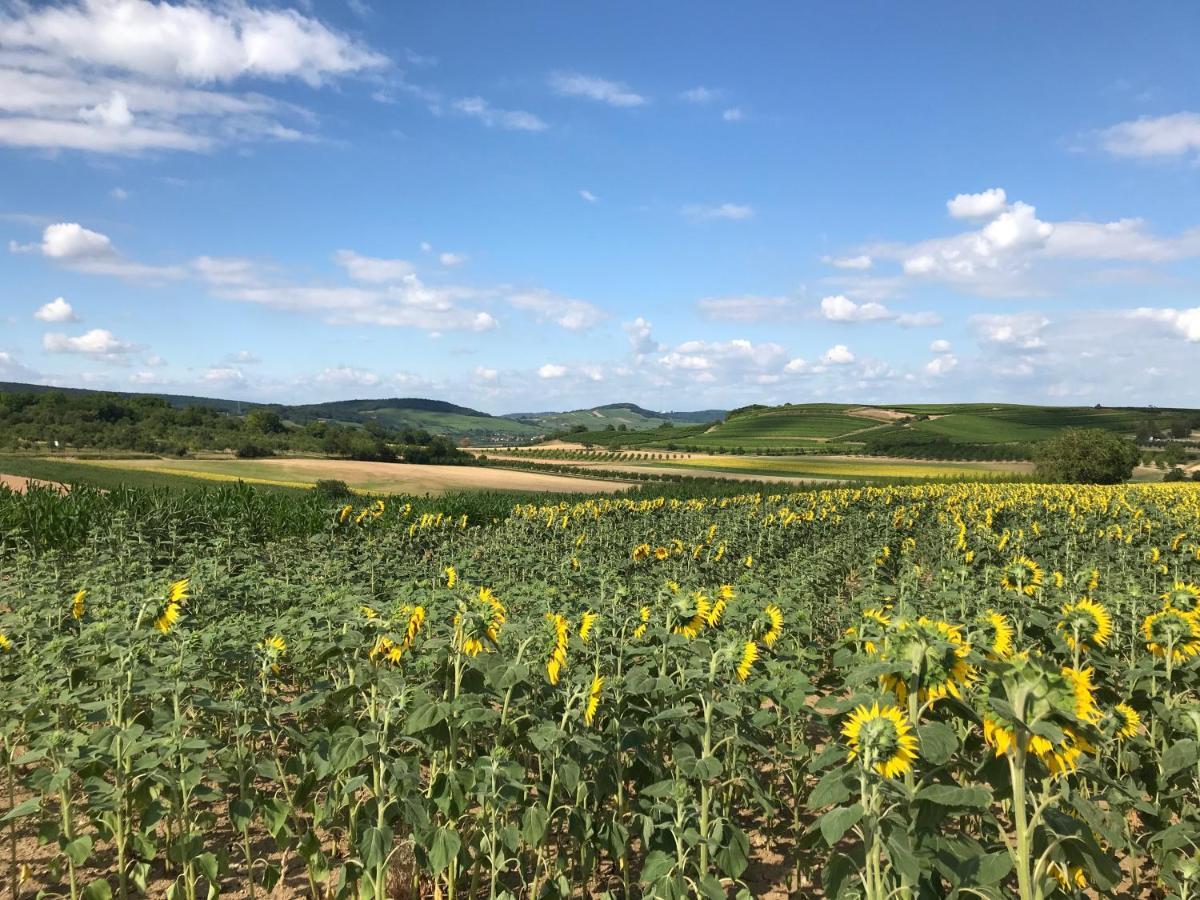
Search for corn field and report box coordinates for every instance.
[2,481,1199,899]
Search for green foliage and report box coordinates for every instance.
[1033,428,1139,484]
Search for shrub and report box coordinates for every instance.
[1033,428,1138,484]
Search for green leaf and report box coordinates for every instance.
[0,798,40,823]
[974,851,1013,885]
[82,880,112,900]
[63,834,94,866]
[715,824,750,878]
[808,768,852,809]
[1162,739,1198,778]
[359,826,391,872]
[697,874,725,900]
[918,783,991,808]
[823,853,855,897]
[639,849,674,883]
[818,803,863,846]
[427,826,460,875]
[405,701,447,734]
[917,722,958,766]
[521,805,548,846]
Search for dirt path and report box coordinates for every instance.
[0,473,68,493]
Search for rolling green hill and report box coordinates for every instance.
[506,402,726,433]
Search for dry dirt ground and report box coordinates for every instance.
[0,474,67,493]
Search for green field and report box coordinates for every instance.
[638,454,1026,482]
[879,405,1156,444]
[0,456,309,493]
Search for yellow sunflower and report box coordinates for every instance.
[1062,666,1102,724]
[70,589,86,621]
[736,641,759,682]
[1162,582,1200,614]
[1000,556,1044,596]
[1057,598,1113,652]
[762,604,784,647]
[1111,703,1140,741]
[545,613,569,684]
[1143,607,1200,662]
[672,591,710,639]
[632,606,651,640]
[980,609,1014,658]
[880,618,975,705]
[456,587,506,657]
[842,703,919,779]
[584,675,604,726]
[579,610,598,642]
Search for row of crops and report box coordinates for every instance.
[1,482,1199,898]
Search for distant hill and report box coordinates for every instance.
[505,402,727,433]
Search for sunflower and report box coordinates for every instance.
[372,499,385,517]
[0,633,11,653]
[736,641,759,682]
[456,587,506,657]
[584,675,604,726]
[980,610,1014,658]
[653,546,670,561]
[154,601,182,634]
[545,613,569,684]
[632,606,651,640]
[762,604,784,647]
[1000,556,1044,596]
[1143,607,1200,662]
[1062,666,1102,724]
[672,592,710,639]
[1111,703,1141,740]
[707,585,735,627]
[361,605,378,620]
[579,611,598,642]
[337,504,353,524]
[880,618,975,705]
[842,703,919,779]
[1162,582,1200,614]
[70,589,86,621]
[401,605,426,653]
[444,566,458,588]
[260,635,287,654]
[168,579,190,603]
[1057,598,1113,652]
[1049,862,1088,891]
[631,544,651,562]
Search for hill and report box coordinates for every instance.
[506,402,727,433]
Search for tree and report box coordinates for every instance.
[1033,428,1139,484]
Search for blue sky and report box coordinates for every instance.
[2,1,1199,412]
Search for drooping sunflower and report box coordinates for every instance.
[168,578,190,603]
[761,604,784,647]
[632,606,651,640]
[880,617,975,705]
[584,675,604,726]
[400,605,426,653]
[455,587,506,657]
[1062,666,1102,724]
[1110,703,1141,741]
[1142,607,1200,662]
[0,633,11,653]
[1049,862,1088,892]
[545,613,569,684]
[706,585,735,627]
[1000,556,1044,596]
[260,635,287,654]
[1057,598,1113,653]
[631,544,651,562]
[842,703,919,779]
[672,591,710,639]
[979,609,1014,658]
[71,589,86,621]
[444,566,458,589]
[155,600,182,634]
[579,611,598,643]
[337,504,353,524]
[1162,582,1200,614]
[736,641,759,682]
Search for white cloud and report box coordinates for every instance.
[1129,307,1200,342]
[930,339,952,353]
[681,202,753,222]
[0,0,385,153]
[538,363,568,379]
[128,370,162,385]
[924,353,958,376]
[507,289,606,331]
[722,107,744,122]
[34,297,79,322]
[579,189,598,203]
[623,316,661,354]
[947,188,1007,219]
[202,366,246,384]
[549,72,646,107]
[1099,112,1200,159]
[228,350,261,364]
[451,97,547,131]
[822,254,873,270]
[680,86,721,104]
[314,366,381,387]
[110,186,129,200]
[473,365,498,381]
[438,251,467,267]
[821,344,855,365]
[334,249,413,282]
[819,295,891,322]
[144,354,166,367]
[15,222,186,279]
[783,357,809,374]
[697,295,797,322]
[0,351,41,382]
[971,313,1049,349]
[43,327,134,360]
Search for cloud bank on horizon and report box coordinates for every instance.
[1,0,1198,412]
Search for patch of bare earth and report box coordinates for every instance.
[0,474,67,494]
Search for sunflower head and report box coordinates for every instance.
[1143,607,1200,662]
[579,610,598,642]
[1109,703,1141,741]
[760,604,784,647]
[71,589,87,621]
[735,641,759,682]
[842,703,919,779]
[1162,582,1200,613]
[455,587,506,657]
[584,675,604,726]
[672,591,710,639]
[1000,557,1043,596]
[879,617,974,705]
[978,609,1014,658]
[544,613,569,684]
[1057,598,1113,652]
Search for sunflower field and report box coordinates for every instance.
[2,481,1200,899]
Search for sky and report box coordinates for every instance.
[2,1,1199,413]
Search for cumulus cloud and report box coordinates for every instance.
[0,0,386,153]
[822,254,873,270]
[34,297,79,322]
[43,327,134,360]
[507,289,606,331]
[681,203,753,222]
[473,365,498,381]
[227,350,261,364]
[819,295,891,322]
[971,313,1050,349]
[438,251,467,267]
[821,344,855,365]
[538,363,568,379]
[623,316,661,354]
[313,366,382,387]
[947,188,1007,219]
[14,222,185,279]
[1099,112,1200,159]
[451,97,547,131]
[697,295,798,322]
[1129,307,1200,342]
[549,72,646,107]
[722,107,744,122]
[930,339,952,353]
[680,86,721,104]
[579,189,598,203]
[924,353,958,376]
[334,250,413,283]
